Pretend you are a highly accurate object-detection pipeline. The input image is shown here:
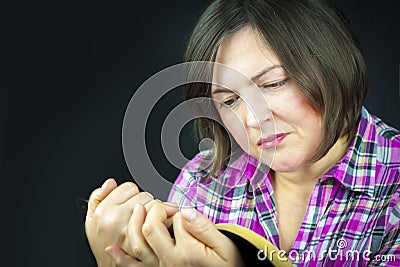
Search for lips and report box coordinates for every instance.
[257,133,288,149]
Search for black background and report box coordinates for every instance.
[1,0,399,266]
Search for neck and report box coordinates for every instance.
[272,136,349,192]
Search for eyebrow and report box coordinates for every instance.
[211,64,283,95]
[251,64,283,82]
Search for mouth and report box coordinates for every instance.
[257,133,288,149]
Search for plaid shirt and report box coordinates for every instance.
[168,107,400,266]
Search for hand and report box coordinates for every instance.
[106,202,245,267]
[105,202,178,267]
[85,178,155,267]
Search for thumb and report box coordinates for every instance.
[105,246,140,266]
[181,208,231,257]
[87,178,117,218]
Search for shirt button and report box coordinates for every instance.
[247,184,253,193]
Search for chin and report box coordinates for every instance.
[256,149,275,167]
[268,153,306,173]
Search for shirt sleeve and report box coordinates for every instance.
[167,150,214,208]
[167,165,199,208]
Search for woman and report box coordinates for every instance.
[85,0,400,266]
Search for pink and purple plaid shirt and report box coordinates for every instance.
[168,107,400,266]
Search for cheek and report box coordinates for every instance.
[279,89,321,129]
[298,98,322,133]
[298,97,319,120]
[292,98,323,147]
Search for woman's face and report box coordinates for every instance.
[211,27,322,172]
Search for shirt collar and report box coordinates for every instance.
[323,107,376,197]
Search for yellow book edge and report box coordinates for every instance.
[215,223,294,267]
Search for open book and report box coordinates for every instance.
[215,223,293,266]
[77,198,294,266]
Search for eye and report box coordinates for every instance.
[219,96,239,108]
[263,78,290,90]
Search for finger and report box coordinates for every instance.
[143,199,159,212]
[144,200,178,217]
[142,202,175,260]
[173,213,230,267]
[172,212,196,245]
[181,208,233,259]
[165,217,173,229]
[87,178,117,217]
[127,204,158,266]
[105,246,143,267]
[123,192,155,213]
[104,182,140,205]
[163,202,179,217]
[163,202,178,231]
[145,201,176,237]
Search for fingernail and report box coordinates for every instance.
[181,208,198,222]
[164,202,179,212]
[105,246,116,258]
[102,178,112,188]
[133,203,141,214]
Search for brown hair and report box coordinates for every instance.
[184,0,368,176]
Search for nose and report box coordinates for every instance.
[243,94,272,129]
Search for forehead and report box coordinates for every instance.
[214,26,281,79]
[211,27,284,92]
